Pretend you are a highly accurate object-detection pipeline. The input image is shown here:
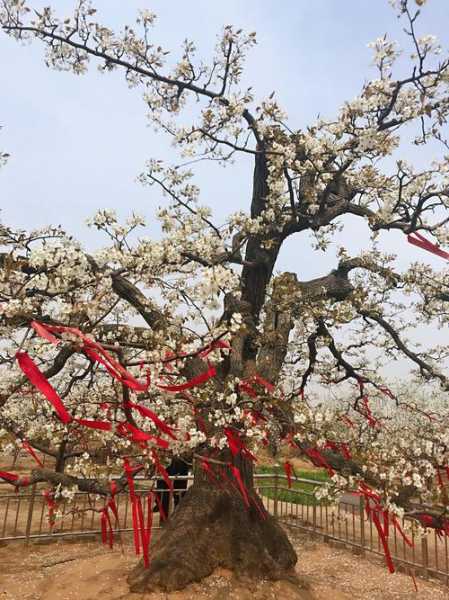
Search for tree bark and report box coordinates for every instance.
[127,455,297,593]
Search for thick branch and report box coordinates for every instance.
[110,274,167,331]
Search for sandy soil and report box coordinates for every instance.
[0,530,447,600]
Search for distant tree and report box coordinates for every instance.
[1,0,449,592]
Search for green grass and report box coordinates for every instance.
[255,465,330,506]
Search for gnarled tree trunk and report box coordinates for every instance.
[128,455,297,593]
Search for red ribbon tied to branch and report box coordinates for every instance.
[30,321,149,391]
[303,447,334,476]
[22,440,44,467]
[238,374,275,398]
[16,351,73,424]
[357,483,397,573]
[157,363,217,392]
[31,319,220,395]
[0,470,20,483]
[125,401,177,440]
[361,395,379,429]
[224,428,257,462]
[30,320,60,344]
[199,339,230,358]
[17,350,175,451]
[117,423,170,449]
[407,232,449,261]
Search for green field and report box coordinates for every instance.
[255,465,329,506]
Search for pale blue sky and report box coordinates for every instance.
[1,0,448,279]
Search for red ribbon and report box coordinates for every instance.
[0,470,19,483]
[358,484,395,573]
[253,374,275,392]
[123,460,136,495]
[146,493,153,566]
[107,482,119,525]
[200,458,218,485]
[16,351,73,424]
[250,495,268,520]
[131,498,140,555]
[362,395,379,428]
[392,515,414,548]
[124,459,141,555]
[244,409,266,425]
[30,320,59,344]
[408,232,449,261]
[76,419,112,431]
[105,509,114,548]
[117,422,169,449]
[199,339,230,358]
[137,496,150,567]
[383,510,389,539]
[339,443,352,460]
[22,440,44,467]
[151,450,174,493]
[378,385,395,399]
[224,428,241,457]
[154,490,167,521]
[224,428,257,462]
[323,440,339,453]
[231,465,250,507]
[324,440,352,461]
[125,401,177,440]
[31,321,149,391]
[100,509,108,545]
[238,374,274,397]
[340,415,355,428]
[42,489,57,526]
[284,461,295,488]
[238,381,258,397]
[372,508,395,573]
[157,364,216,392]
[303,447,334,476]
[414,513,436,528]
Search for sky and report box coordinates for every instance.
[1,0,449,379]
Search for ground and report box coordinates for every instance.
[0,530,447,600]
[1,451,447,597]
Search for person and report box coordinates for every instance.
[154,457,189,522]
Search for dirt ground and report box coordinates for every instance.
[0,531,447,600]
[1,451,448,598]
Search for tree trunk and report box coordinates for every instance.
[127,455,297,593]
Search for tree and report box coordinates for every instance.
[1,0,449,592]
